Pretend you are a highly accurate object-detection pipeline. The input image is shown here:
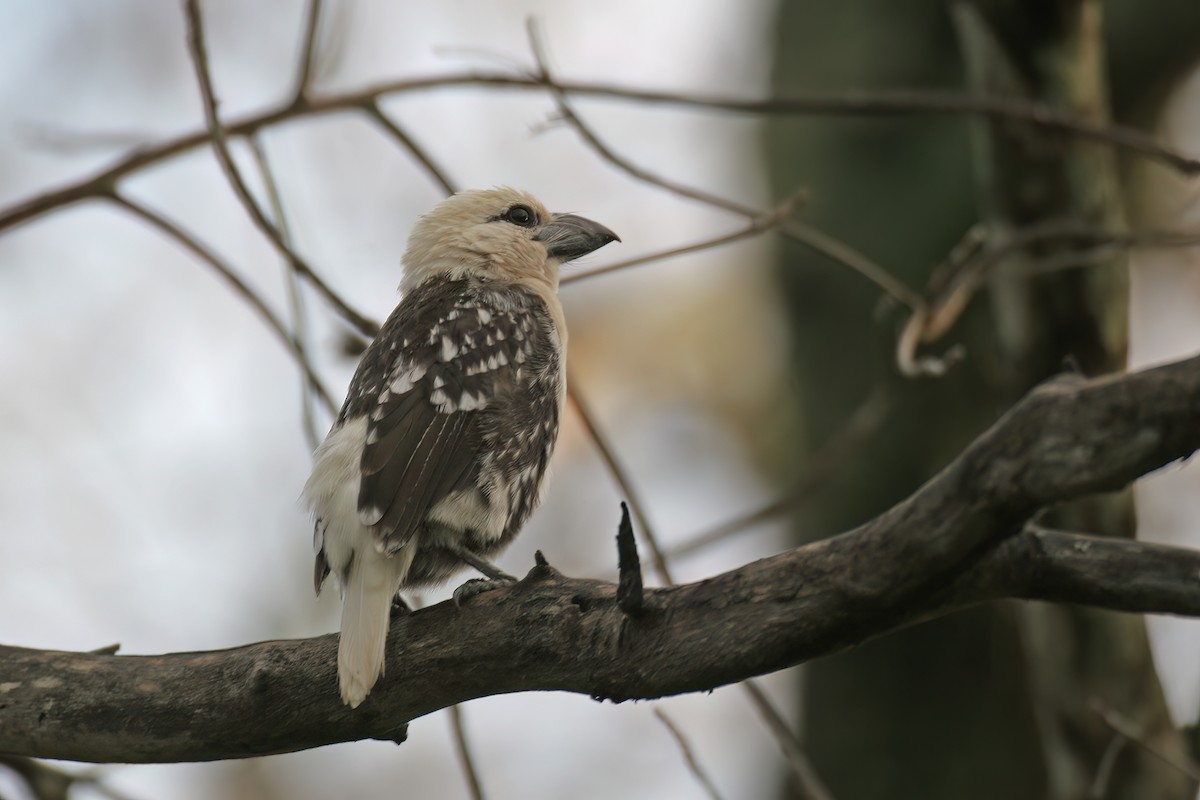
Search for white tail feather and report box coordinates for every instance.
[304,419,418,708]
[337,541,416,708]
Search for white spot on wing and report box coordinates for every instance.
[359,505,384,526]
[440,336,458,361]
[458,391,486,411]
[390,363,427,394]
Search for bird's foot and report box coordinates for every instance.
[453,575,517,607]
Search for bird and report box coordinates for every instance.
[303,187,618,707]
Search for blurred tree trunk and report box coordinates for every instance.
[765,1,1199,798]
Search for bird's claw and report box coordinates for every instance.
[453,576,517,607]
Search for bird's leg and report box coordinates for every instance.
[444,544,517,606]
[447,545,517,581]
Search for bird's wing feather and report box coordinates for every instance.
[346,280,550,553]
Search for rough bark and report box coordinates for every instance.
[1,354,1198,764]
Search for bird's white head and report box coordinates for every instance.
[400,187,619,294]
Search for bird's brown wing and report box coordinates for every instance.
[351,281,550,553]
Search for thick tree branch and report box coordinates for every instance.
[1,354,1198,764]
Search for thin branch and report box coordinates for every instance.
[108,193,336,415]
[1088,732,1129,799]
[247,134,324,451]
[568,356,830,798]
[541,57,836,778]
[0,756,73,800]
[362,101,458,195]
[447,705,487,800]
[653,709,727,800]
[525,22,922,312]
[895,305,967,378]
[182,0,378,339]
[905,221,1200,352]
[3,65,1197,239]
[291,0,324,104]
[668,386,892,560]
[408,593,487,800]
[781,219,925,311]
[1091,698,1200,784]
[561,193,805,286]
[0,757,141,800]
[739,681,835,800]
[567,379,672,584]
[517,77,1200,176]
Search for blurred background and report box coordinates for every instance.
[0,1,1198,798]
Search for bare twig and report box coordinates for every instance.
[669,386,891,559]
[895,305,967,378]
[1091,699,1200,784]
[525,21,921,312]
[739,681,836,800]
[292,0,324,104]
[17,123,153,155]
[3,63,1197,239]
[108,193,336,415]
[247,134,324,450]
[404,592,487,800]
[908,221,1200,348]
[363,102,459,195]
[615,503,644,615]
[182,0,379,339]
[525,72,1200,175]
[561,193,805,286]
[0,757,142,800]
[568,363,832,800]
[447,705,486,800]
[567,379,673,584]
[780,219,924,312]
[1088,732,1129,799]
[653,709,727,800]
[536,42,838,777]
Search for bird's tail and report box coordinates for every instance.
[337,541,417,708]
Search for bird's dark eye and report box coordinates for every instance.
[503,205,537,227]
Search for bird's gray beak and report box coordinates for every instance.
[535,213,620,262]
